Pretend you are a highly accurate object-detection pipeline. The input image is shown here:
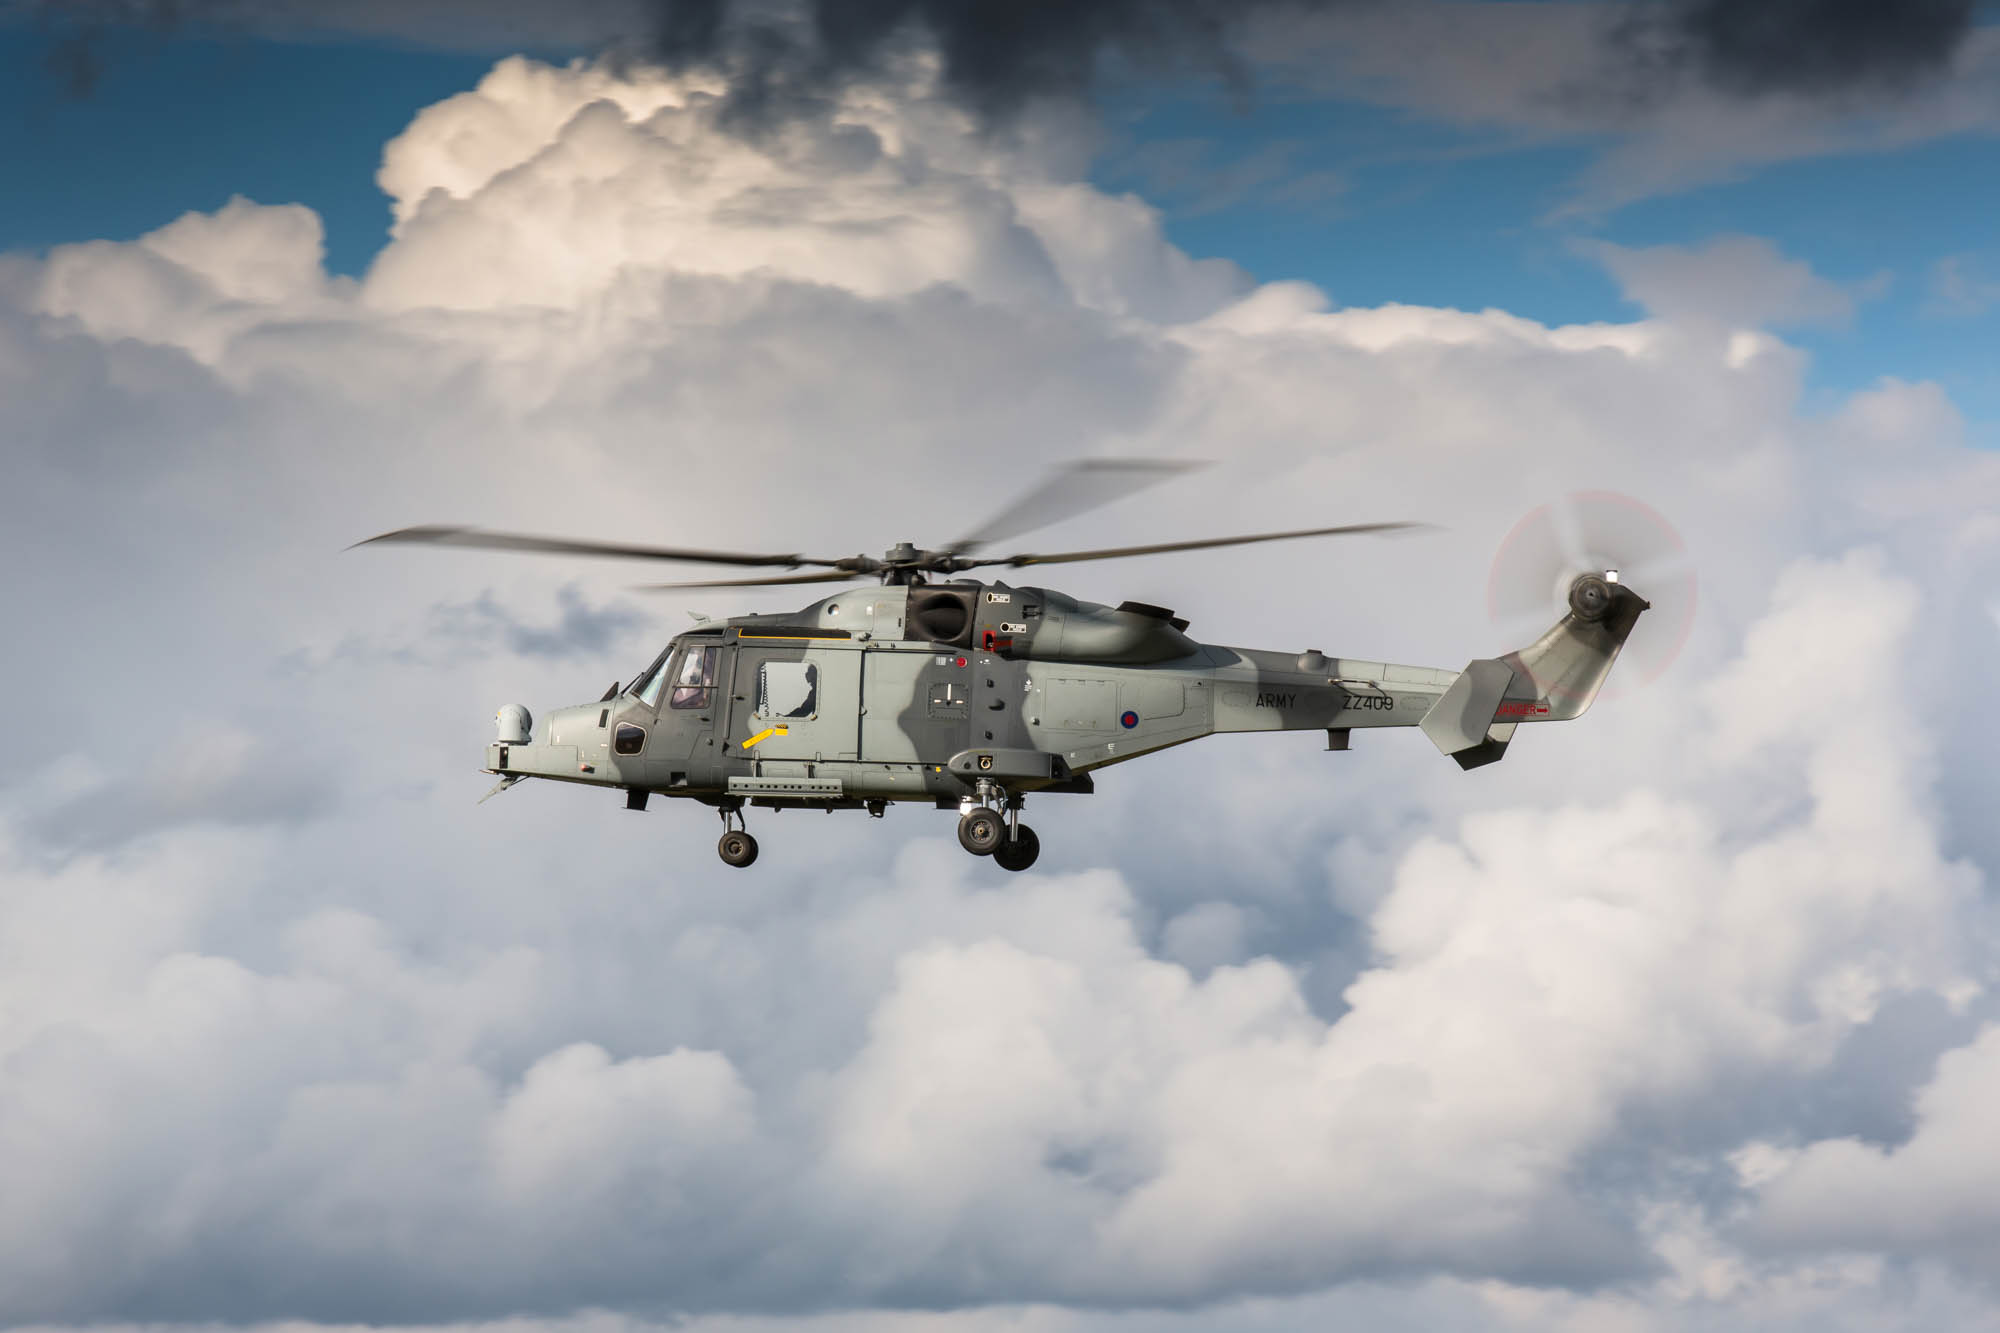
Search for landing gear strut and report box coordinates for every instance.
[716,805,758,868]
[993,823,1040,872]
[960,783,1040,871]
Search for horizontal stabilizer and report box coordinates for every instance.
[1421,658,1517,758]
[1452,721,1516,770]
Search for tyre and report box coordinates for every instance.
[992,824,1041,872]
[718,830,759,868]
[957,807,1004,856]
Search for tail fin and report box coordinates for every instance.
[1420,575,1649,770]
[1502,574,1649,720]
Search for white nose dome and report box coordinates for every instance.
[496,704,532,744]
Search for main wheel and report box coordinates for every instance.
[957,807,1004,856]
[718,829,759,868]
[992,824,1041,872]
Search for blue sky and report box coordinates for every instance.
[1103,80,2000,428]
[7,15,1995,429]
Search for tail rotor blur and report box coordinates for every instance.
[1488,491,1696,695]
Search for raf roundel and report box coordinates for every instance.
[1119,710,1140,729]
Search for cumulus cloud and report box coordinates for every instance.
[1749,1021,2000,1267]
[1588,234,1868,330]
[357,55,1244,322]
[4,49,2000,1333]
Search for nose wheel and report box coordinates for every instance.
[717,805,758,868]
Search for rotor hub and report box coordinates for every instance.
[1567,573,1615,622]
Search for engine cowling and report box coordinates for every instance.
[1008,591,1198,665]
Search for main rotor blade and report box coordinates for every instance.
[945,459,1206,555]
[352,525,840,569]
[635,570,863,591]
[974,521,1432,569]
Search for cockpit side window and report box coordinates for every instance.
[628,646,672,709]
[670,644,718,710]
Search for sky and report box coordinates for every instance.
[4,1,2000,1331]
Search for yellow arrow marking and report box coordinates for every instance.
[742,725,789,749]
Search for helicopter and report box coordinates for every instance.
[357,462,1652,871]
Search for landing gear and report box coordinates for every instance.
[993,824,1040,872]
[717,804,758,868]
[957,806,1004,856]
[959,782,1040,869]
[718,829,759,867]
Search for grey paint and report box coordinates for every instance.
[1421,659,1519,757]
[485,576,1648,827]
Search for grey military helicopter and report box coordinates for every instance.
[358,462,1655,871]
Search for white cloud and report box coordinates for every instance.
[1588,235,1864,330]
[360,55,1241,321]
[1159,901,1255,971]
[4,49,1999,1333]
[489,1040,753,1218]
[1750,1022,2000,1269]
[35,196,335,362]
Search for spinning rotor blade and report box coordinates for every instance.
[1487,491,1697,694]
[353,525,840,570]
[945,459,1206,555]
[971,520,1430,569]
[634,570,863,591]
[358,463,1422,590]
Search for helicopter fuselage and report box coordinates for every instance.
[485,576,1641,833]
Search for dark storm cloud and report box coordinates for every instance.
[1682,0,1973,94]
[17,0,1982,116]
[17,0,1321,113]
[657,0,1303,121]
[1621,0,1976,99]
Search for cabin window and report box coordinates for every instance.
[670,645,718,710]
[756,661,818,719]
[613,723,646,755]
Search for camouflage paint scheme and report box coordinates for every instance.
[485,575,1648,817]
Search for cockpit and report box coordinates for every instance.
[624,636,720,712]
